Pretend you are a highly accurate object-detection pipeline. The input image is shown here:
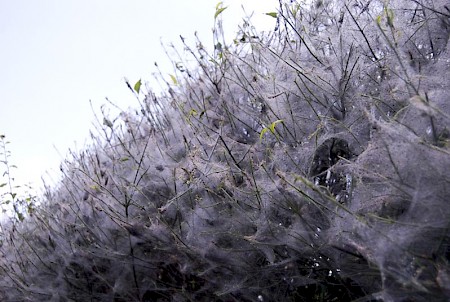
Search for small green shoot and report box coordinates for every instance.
[134,79,142,94]
[188,109,198,117]
[260,119,284,140]
[169,74,178,85]
[214,2,228,19]
[184,108,199,125]
[265,12,278,18]
[376,14,382,26]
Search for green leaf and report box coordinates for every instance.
[260,120,284,140]
[215,7,227,19]
[120,157,130,162]
[265,12,278,18]
[214,2,227,19]
[134,79,142,94]
[169,74,178,85]
[189,109,198,116]
[0,183,6,188]
[269,120,284,134]
[260,128,269,140]
[376,14,382,25]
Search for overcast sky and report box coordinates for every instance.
[0,0,278,199]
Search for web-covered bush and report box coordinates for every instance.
[0,0,449,301]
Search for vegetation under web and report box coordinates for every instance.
[0,0,449,301]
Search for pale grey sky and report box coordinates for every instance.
[0,0,278,198]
